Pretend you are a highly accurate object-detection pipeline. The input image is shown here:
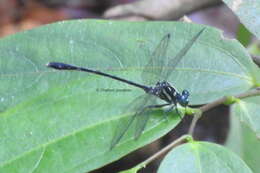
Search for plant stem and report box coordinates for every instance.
[135,135,190,171]
[188,111,202,135]
[188,87,260,135]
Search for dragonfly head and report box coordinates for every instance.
[177,90,189,107]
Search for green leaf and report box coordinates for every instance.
[0,20,257,172]
[0,20,257,108]
[0,85,180,172]
[226,112,260,173]
[158,142,252,173]
[223,0,260,39]
[232,96,260,137]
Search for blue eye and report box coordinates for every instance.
[182,90,189,97]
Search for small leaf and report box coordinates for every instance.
[232,96,260,138]
[226,115,260,173]
[223,0,260,39]
[158,142,252,173]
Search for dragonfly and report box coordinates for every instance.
[46,28,205,149]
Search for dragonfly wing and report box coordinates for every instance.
[110,94,152,149]
[162,28,205,80]
[110,110,137,149]
[134,105,153,139]
[141,34,171,85]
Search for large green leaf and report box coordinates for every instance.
[158,142,252,173]
[0,20,257,108]
[223,0,260,39]
[0,20,257,172]
[0,88,179,172]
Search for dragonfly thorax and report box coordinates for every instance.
[150,81,189,107]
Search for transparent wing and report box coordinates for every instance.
[162,28,205,80]
[134,106,153,139]
[141,34,171,85]
[134,101,171,139]
[110,94,155,149]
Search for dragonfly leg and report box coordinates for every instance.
[163,105,174,121]
[146,103,170,109]
[133,103,170,140]
[173,102,184,121]
[145,103,171,121]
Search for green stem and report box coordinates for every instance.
[134,135,190,171]
[188,87,260,135]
